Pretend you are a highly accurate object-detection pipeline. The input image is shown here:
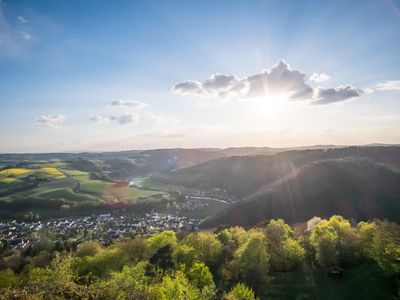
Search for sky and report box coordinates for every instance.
[1,0,400,153]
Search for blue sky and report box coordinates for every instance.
[1,0,400,152]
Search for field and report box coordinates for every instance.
[0,167,65,180]
[0,164,164,212]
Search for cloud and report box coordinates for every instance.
[146,112,179,125]
[36,114,66,129]
[173,74,248,100]
[312,85,363,104]
[19,31,33,40]
[244,60,315,100]
[309,72,330,83]
[18,16,28,23]
[90,116,114,124]
[373,80,400,91]
[111,99,149,109]
[173,60,363,105]
[118,113,139,125]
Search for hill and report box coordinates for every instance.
[155,146,400,226]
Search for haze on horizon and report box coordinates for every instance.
[1,0,400,153]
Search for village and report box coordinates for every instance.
[0,213,201,251]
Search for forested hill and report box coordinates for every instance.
[155,146,400,227]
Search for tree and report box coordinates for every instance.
[173,243,198,267]
[231,230,269,292]
[93,264,149,300]
[310,216,360,267]
[22,253,89,299]
[148,271,201,300]
[224,283,258,300]
[114,237,150,263]
[357,221,377,259]
[187,263,216,299]
[149,245,175,272]
[0,268,19,290]
[370,220,400,275]
[75,248,127,278]
[147,230,177,255]
[184,232,223,273]
[265,219,304,271]
[76,241,102,258]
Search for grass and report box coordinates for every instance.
[265,262,396,300]
[37,188,96,202]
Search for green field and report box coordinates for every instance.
[0,165,164,208]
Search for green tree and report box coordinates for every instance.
[310,216,361,267]
[232,230,270,292]
[184,232,223,273]
[148,271,201,300]
[93,263,149,300]
[265,219,304,271]
[0,268,19,290]
[75,248,127,278]
[224,283,258,300]
[370,220,400,275]
[75,241,102,258]
[147,230,177,255]
[187,263,216,299]
[173,243,198,267]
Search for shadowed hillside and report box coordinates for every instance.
[202,159,400,227]
[155,146,400,226]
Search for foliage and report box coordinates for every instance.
[230,230,270,291]
[187,263,216,299]
[224,283,258,300]
[0,215,399,299]
[265,219,305,271]
[92,263,149,299]
[75,241,102,258]
[148,271,201,300]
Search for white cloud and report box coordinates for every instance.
[36,114,66,129]
[118,113,139,125]
[173,60,363,105]
[90,116,114,124]
[373,80,400,91]
[309,72,330,83]
[146,112,179,126]
[244,60,314,100]
[312,85,362,105]
[111,99,149,109]
[173,74,248,100]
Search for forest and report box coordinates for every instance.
[0,215,399,299]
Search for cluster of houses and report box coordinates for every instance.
[184,188,238,204]
[180,198,210,211]
[0,213,201,250]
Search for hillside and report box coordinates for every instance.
[155,146,400,226]
[202,159,400,227]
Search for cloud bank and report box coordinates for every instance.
[173,60,363,105]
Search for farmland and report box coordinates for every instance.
[0,162,165,218]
